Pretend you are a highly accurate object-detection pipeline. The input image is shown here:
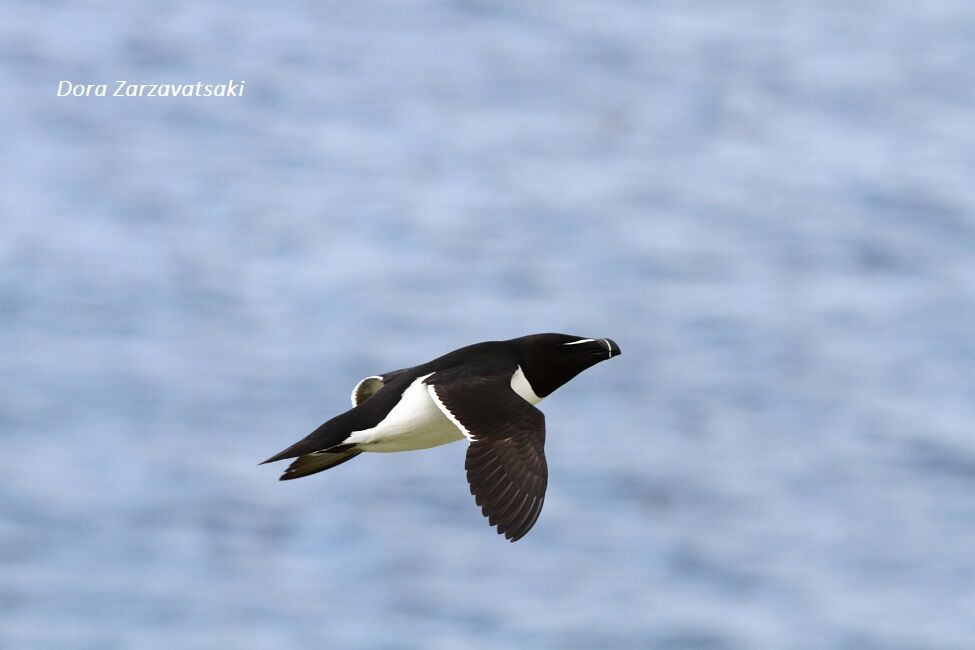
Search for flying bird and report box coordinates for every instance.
[261,333,621,541]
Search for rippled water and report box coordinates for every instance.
[2,2,975,648]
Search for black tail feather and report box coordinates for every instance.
[260,411,359,465]
[278,449,361,480]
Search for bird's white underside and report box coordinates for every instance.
[343,367,542,452]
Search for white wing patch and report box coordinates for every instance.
[428,384,476,441]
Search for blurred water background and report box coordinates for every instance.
[2,1,975,648]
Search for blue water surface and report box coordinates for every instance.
[2,2,975,648]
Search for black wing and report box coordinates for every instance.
[428,373,547,542]
[351,368,413,406]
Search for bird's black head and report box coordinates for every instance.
[510,333,621,398]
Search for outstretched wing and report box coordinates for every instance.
[350,368,412,406]
[427,373,547,542]
[350,376,384,406]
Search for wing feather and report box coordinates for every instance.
[427,374,547,542]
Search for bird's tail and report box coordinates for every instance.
[274,447,361,480]
[260,410,358,466]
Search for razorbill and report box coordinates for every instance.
[261,333,621,541]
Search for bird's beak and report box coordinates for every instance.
[565,337,621,360]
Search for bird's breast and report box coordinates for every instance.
[510,365,544,405]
